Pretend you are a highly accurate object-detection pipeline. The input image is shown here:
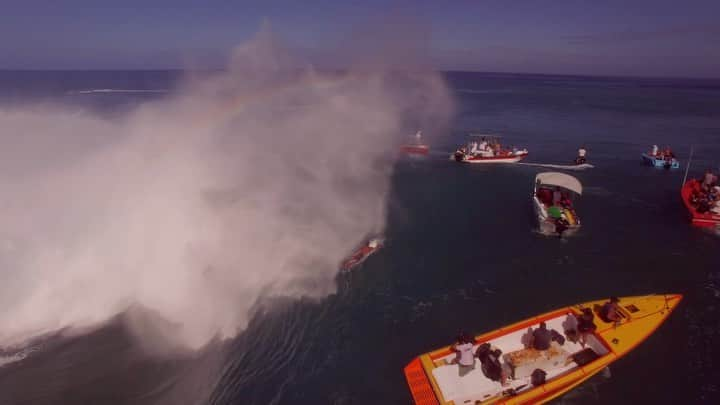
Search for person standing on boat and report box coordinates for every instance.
[552,187,562,206]
[576,308,597,347]
[651,144,659,156]
[703,169,717,191]
[451,332,476,376]
[578,146,587,158]
[576,145,587,164]
[479,137,488,151]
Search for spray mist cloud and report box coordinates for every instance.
[0,27,453,349]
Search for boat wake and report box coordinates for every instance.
[517,162,594,171]
[0,345,40,368]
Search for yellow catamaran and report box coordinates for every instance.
[404,294,682,404]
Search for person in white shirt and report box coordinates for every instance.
[451,332,476,376]
[576,145,587,164]
[651,145,659,156]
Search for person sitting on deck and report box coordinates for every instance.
[529,322,564,350]
[450,332,476,377]
[599,297,627,324]
[475,343,510,386]
[576,308,597,347]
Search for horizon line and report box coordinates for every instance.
[0,68,718,81]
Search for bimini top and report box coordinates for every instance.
[535,172,583,195]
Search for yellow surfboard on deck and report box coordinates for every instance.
[404,294,682,405]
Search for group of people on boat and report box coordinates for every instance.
[449,296,625,386]
[450,332,512,384]
[536,185,575,236]
[459,137,506,157]
[689,169,720,214]
[649,145,676,161]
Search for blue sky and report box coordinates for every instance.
[1,0,718,77]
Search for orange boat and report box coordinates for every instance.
[404,294,682,404]
[681,179,720,227]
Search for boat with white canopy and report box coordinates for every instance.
[533,172,582,237]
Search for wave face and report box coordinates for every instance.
[0,27,453,350]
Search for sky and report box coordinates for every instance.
[0,0,719,77]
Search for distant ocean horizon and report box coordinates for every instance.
[2,67,720,80]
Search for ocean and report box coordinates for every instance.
[0,70,719,405]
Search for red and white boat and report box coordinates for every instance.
[400,131,430,156]
[340,237,384,271]
[451,135,528,164]
[681,179,720,227]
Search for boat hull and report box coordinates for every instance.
[681,179,720,227]
[641,153,680,169]
[401,145,430,156]
[404,294,682,405]
[452,152,528,164]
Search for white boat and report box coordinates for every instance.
[533,172,582,237]
[451,134,528,164]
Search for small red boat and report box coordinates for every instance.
[340,237,384,271]
[681,179,720,227]
[400,131,430,156]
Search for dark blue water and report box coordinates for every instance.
[1,71,719,405]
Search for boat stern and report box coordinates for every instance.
[404,356,441,405]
